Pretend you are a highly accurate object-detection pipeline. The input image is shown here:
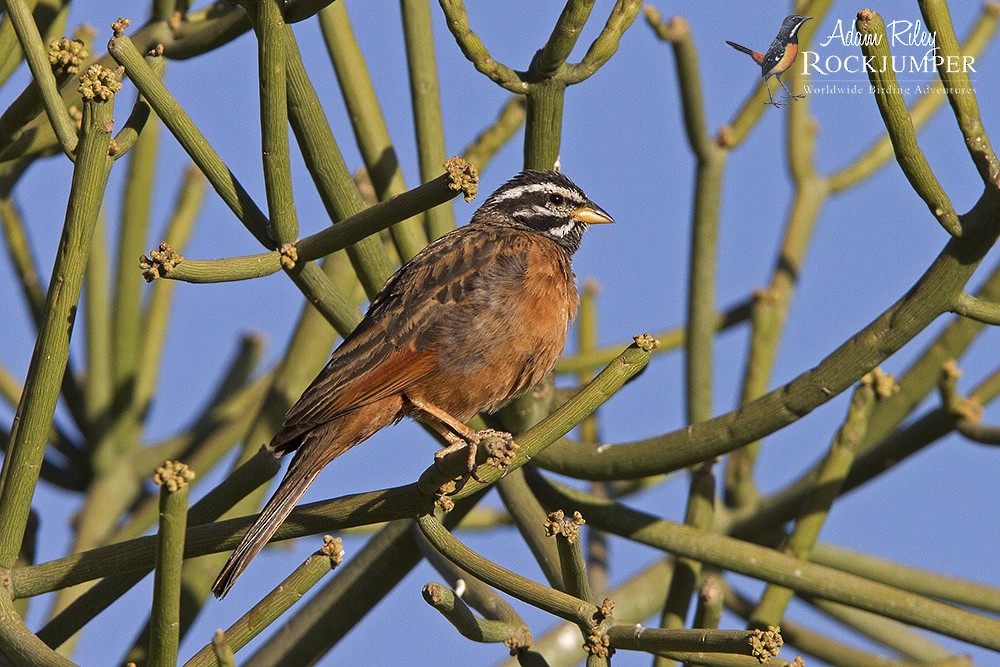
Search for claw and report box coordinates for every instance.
[432,428,516,484]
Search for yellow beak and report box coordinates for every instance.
[572,205,615,225]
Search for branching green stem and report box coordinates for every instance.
[0,86,116,569]
[950,291,1000,324]
[148,462,194,667]
[184,536,344,666]
[918,0,1000,189]
[1,0,78,157]
[151,168,474,284]
[527,471,1000,650]
[856,9,962,237]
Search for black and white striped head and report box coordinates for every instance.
[473,170,614,254]
[777,15,812,43]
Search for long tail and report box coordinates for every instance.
[725,40,755,56]
[212,451,321,598]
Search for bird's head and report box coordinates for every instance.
[781,15,813,41]
[474,170,614,254]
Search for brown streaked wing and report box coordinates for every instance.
[278,227,488,430]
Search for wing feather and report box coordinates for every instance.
[276,226,509,445]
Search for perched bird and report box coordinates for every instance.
[726,15,813,107]
[213,170,614,597]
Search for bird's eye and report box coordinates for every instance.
[548,193,564,206]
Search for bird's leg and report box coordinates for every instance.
[405,396,513,481]
[778,75,805,100]
[762,78,783,107]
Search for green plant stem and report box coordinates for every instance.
[749,381,875,628]
[319,1,428,260]
[422,514,777,661]
[148,465,192,667]
[84,210,112,442]
[421,582,524,645]
[255,0,298,245]
[810,543,1000,615]
[36,446,279,649]
[526,471,1000,650]
[804,595,954,662]
[134,166,206,421]
[0,425,85,491]
[109,101,160,450]
[496,558,676,667]
[856,10,961,237]
[0,367,83,473]
[652,11,725,427]
[0,0,31,87]
[116,379,268,544]
[134,356,270,478]
[157,168,472,284]
[535,0,597,78]
[0,168,93,440]
[211,631,235,667]
[284,224,365,333]
[726,180,829,508]
[956,415,1000,445]
[0,52,76,156]
[461,96,526,171]
[497,468,565,589]
[657,463,715,651]
[684,154,724,425]
[533,184,1000,479]
[576,283,609,598]
[242,497,482,666]
[722,579,944,667]
[552,516,594,603]
[726,79,824,507]
[0,595,75,667]
[283,24,393,297]
[184,536,343,667]
[918,0,999,189]
[1,0,78,157]
[828,3,999,192]
[12,341,649,597]
[646,13,709,161]
[0,196,47,332]
[554,299,751,375]
[693,574,724,630]
[0,90,115,569]
[414,520,529,631]
[523,80,565,170]
[727,265,1000,539]
[401,0,454,240]
[564,0,641,84]
[117,4,250,61]
[950,291,1000,324]
[435,0,526,92]
[108,31,272,246]
[606,626,780,661]
[418,512,597,628]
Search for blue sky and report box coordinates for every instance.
[1,1,998,665]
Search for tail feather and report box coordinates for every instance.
[212,452,321,598]
[725,40,755,56]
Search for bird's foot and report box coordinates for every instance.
[763,99,784,108]
[433,428,515,483]
[782,93,806,101]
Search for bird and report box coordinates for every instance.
[726,15,813,108]
[212,169,614,598]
